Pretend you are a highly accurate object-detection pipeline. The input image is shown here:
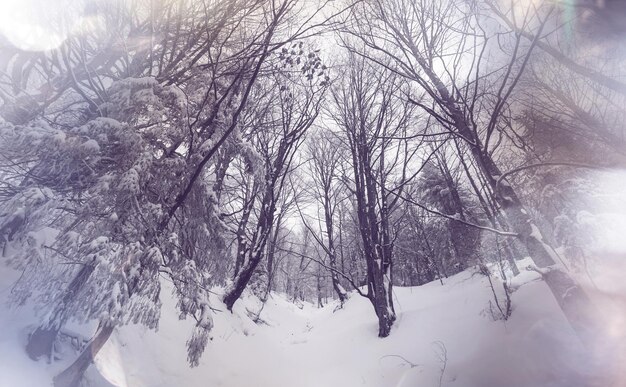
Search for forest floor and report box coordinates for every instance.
[0,261,614,387]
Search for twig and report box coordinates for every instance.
[379,354,419,368]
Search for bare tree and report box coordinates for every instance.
[0,0,341,385]
[347,0,600,344]
[223,44,328,310]
[298,131,349,303]
[328,53,415,336]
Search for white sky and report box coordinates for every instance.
[0,0,86,51]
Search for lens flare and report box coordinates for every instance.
[0,0,84,52]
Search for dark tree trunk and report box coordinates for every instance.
[233,182,256,280]
[349,125,396,337]
[264,210,284,300]
[26,327,58,361]
[224,180,277,310]
[368,263,395,337]
[316,266,324,308]
[445,79,599,346]
[323,199,348,303]
[224,247,264,311]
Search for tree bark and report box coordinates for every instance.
[224,179,277,310]
[349,119,396,337]
[438,70,600,347]
[323,196,348,303]
[385,26,601,344]
[26,327,57,361]
[53,324,114,387]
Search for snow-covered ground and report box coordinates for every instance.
[0,262,617,387]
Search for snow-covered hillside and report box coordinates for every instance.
[1,261,608,387]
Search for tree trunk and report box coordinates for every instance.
[352,159,396,336]
[368,259,395,337]
[27,262,97,361]
[224,248,264,311]
[316,265,324,308]
[417,56,600,346]
[324,203,348,303]
[472,123,599,348]
[224,189,275,310]
[26,327,58,361]
[233,182,256,280]
[264,210,284,300]
[53,324,114,387]
[465,124,599,347]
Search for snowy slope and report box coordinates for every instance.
[0,263,603,387]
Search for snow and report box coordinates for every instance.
[529,223,544,241]
[80,139,100,153]
[0,265,608,387]
[0,265,63,387]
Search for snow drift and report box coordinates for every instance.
[0,262,617,387]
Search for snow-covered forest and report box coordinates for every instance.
[0,0,625,386]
